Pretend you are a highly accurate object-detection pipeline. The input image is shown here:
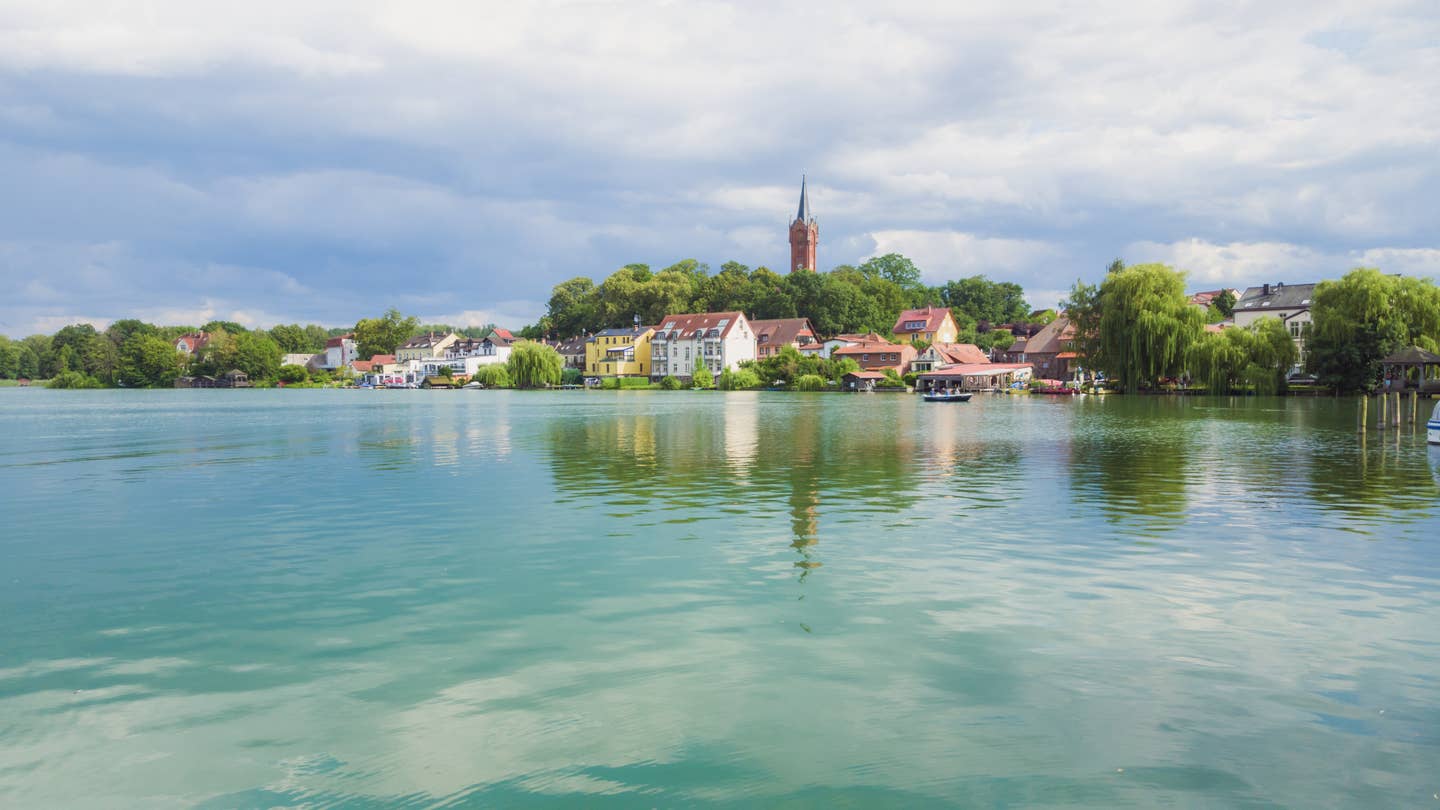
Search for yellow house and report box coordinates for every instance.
[396,332,460,363]
[892,307,959,345]
[585,326,655,377]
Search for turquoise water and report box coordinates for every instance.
[2,390,1438,808]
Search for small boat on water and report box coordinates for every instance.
[922,391,972,402]
[1428,401,1440,444]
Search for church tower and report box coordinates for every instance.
[788,176,818,272]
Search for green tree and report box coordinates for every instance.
[0,336,18,379]
[506,341,563,388]
[268,324,310,352]
[660,374,683,390]
[47,370,104,389]
[1061,279,1103,384]
[1098,263,1205,394]
[859,253,922,289]
[202,320,248,335]
[547,277,599,338]
[233,332,282,380]
[825,356,860,383]
[793,374,826,391]
[939,276,1031,324]
[105,319,157,348]
[1188,318,1296,394]
[117,335,183,388]
[277,364,309,384]
[474,363,512,388]
[303,324,332,350]
[1307,268,1440,392]
[1213,289,1237,318]
[354,308,420,359]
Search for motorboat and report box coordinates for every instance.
[1429,401,1440,444]
[462,381,483,390]
[922,390,972,402]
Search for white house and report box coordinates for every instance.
[281,353,317,368]
[416,335,516,377]
[1233,282,1316,367]
[820,332,887,359]
[649,312,755,380]
[317,334,359,370]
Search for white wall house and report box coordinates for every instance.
[1233,282,1316,369]
[649,312,755,380]
[318,335,358,370]
[411,335,516,378]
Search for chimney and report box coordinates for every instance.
[1263,283,1270,296]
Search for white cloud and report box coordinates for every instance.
[865,230,1065,283]
[1126,238,1440,286]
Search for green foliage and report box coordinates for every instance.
[117,335,183,388]
[660,375,683,390]
[354,308,420,359]
[47,370,104,389]
[716,368,760,390]
[473,364,513,388]
[0,336,18,379]
[201,320,248,335]
[233,332,281,380]
[691,364,715,389]
[902,372,918,387]
[1189,319,1296,394]
[937,276,1030,324]
[1307,268,1440,392]
[826,356,859,382]
[793,374,826,391]
[1061,279,1103,381]
[1213,289,1237,318]
[268,323,321,352]
[277,364,310,384]
[506,342,563,388]
[436,364,454,378]
[600,376,621,390]
[560,367,584,385]
[47,323,118,383]
[1098,264,1205,393]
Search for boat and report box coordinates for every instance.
[462,381,483,390]
[1429,401,1440,444]
[922,391,972,402]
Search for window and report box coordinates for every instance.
[905,320,926,330]
[1289,321,1301,338]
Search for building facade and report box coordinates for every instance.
[892,307,959,345]
[650,312,755,380]
[585,326,655,377]
[318,334,359,370]
[1233,282,1316,368]
[831,341,918,375]
[751,318,821,359]
[397,332,460,363]
[911,343,990,373]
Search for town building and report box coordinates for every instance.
[555,336,589,370]
[994,336,1028,364]
[650,312,756,380]
[788,177,817,272]
[585,326,655,377]
[280,353,317,368]
[1021,317,1077,380]
[1233,282,1316,367]
[419,334,514,377]
[1189,288,1240,309]
[911,343,990,374]
[820,332,888,359]
[892,307,959,345]
[841,371,888,391]
[751,318,821,359]
[831,341,918,376]
[317,334,359,370]
[174,332,210,355]
[396,332,460,363]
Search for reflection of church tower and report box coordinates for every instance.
[788,176,818,272]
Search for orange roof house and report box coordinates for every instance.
[892,307,959,345]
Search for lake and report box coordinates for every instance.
[2,390,1438,808]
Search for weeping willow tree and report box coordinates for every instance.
[1188,318,1296,394]
[1098,263,1204,394]
[1307,268,1440,392]
[505,341,563,388]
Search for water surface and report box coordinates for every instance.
[2,390,1438,807]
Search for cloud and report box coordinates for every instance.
[1127,238,1440,286]
[2,1,1439,335]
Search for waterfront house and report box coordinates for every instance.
[650,312,755,380]
[174,332,210,355]
[317,334,359,370]
[281,353,317,368]
[396,332,460,363]
[842,371,887,391]
[1233,282,1316,367]
[586,326,656,378]
[413,335,513,378]
[820,332,888,359]
[555,336,588,370]
[892,307,959,345]
[911,343,989,374]
[831,340,918,376]
[1021,317,1077,380]
[751,318,822,359]
[1189,288,1240,309]
[994,336,1028,363]
[917,363,1033,392]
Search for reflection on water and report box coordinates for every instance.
[0,390,1438,807]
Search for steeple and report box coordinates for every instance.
[788,175,818,273]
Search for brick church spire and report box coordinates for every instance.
[789,175,818,272]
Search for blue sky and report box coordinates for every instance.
[2,0,1438,335]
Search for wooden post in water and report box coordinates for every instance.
[1377,391,1387,430]
[1359,394,1368,433]
[1391,392,1401,428]
[1411,390,1419,432]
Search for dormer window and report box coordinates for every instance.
[905,320,926,330]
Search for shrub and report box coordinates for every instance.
[902,372,918,387]
[600,377,621,390]
[277,364,309,384]
[692,365,715,389]
[560,367,583,385]
[474,364,512,388]
[47,371,104,389]
[718,368,761,390]
[793,374,826,391]
[618,377,652,389]
[660,375,682,390]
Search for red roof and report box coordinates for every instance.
[919,362,1033,378]
[491,328,515,340]
[351,360,375,372]
[930,343,990,365]
[893,306,954,335]
[1056,352,1077,359]
[325,333,353,348]
[653,312,746,341]
[368,354,396,365]
[844,371,887,380]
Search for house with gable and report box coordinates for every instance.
[396,332,460,363]
[1233,282,1317,367]
[585,325,656,378]
[649,312,755,380]
[911,342,991,374]
[751,318,821,359]
[831,339,917,376]
[892,306,959,345]
[174,332,210,355]
[1022,317,1077,380]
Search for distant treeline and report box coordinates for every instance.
[520,254,1047,350]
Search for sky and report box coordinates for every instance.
[2,0,1439,336]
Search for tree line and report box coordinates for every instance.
[522,254,1040,352]
[1063,262,1440,394]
